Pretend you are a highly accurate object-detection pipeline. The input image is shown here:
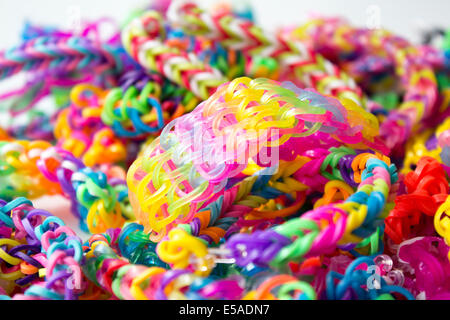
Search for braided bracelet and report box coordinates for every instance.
[122,10,227,100]
[81,226,411,300]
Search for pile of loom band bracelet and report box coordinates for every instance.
[126,76,383,241]
[288,17,444,154]
[0,140,133,233]
[0,21,128,106]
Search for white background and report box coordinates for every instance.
[0,0,449,239]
